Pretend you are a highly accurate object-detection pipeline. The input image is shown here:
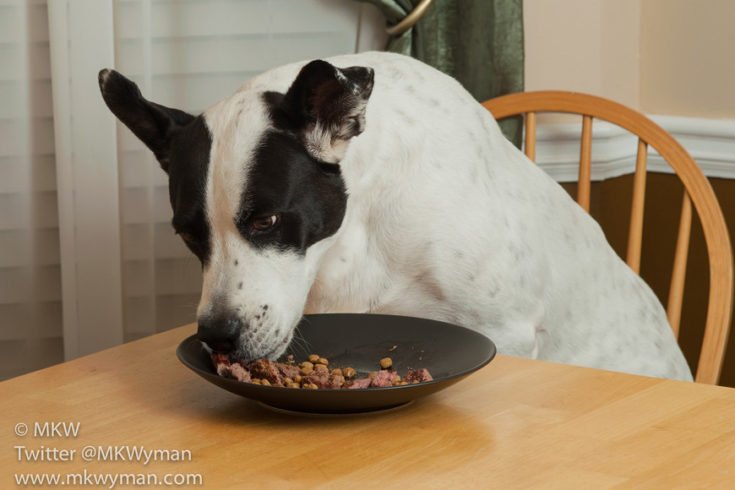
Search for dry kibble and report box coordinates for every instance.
[300,365,314,375]
[260,379,271,387]
[307,354,320,363]
[288,382,300,389]
[317,357,329,366]
[331,368,343,377]
[343,367,356,379]
[293,375,302,383]
[300,361,314,370]
[251,379,261,385]
[380,357,393,369]
[284,377,293,384]
[400,381,408,386]
[314,364,329,374]
[303,382,318,390]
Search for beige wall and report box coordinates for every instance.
[525,0,735,117]
[524,0,641,108]
[640,0,735,117]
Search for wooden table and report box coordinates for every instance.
[2,325,735,489]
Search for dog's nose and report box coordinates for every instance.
[197,313,242,352]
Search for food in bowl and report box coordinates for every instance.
[211,352,433,389]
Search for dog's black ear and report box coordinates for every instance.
[98,69,194,172]
[282,60,374,163]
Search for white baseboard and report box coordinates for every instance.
[533,115,735,182]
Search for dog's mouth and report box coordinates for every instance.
[218,328,293,362]
[199,312,300,362]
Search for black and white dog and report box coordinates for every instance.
[99,52,692,380]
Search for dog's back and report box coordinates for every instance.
[200,52,692,380]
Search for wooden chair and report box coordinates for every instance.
[482,91,733,384]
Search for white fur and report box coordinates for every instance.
[199,52,692,380]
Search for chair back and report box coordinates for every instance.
[482,91,733,384]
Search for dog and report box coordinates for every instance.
[99,51,692,381]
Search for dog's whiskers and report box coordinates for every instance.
[289,326,312,357]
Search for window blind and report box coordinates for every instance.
[1,0,383,380]
[0,0,64,379]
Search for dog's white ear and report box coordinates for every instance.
[98,69,195,173]
[281,60,374,163]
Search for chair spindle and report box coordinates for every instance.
[667,192,692,338]
[577,115,593,212]
[626,139,649,274]
[524,112,537,162]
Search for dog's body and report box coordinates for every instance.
[100,51,692,380]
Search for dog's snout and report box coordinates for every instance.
[197,313,242,352]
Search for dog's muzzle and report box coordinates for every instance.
[197,313,242,353]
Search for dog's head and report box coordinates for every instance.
[99,60,374,359]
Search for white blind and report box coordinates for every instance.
[0,0,64,379]
[113,0,372,341]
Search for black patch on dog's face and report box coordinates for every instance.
[235,130,347,253]
[234,60,374,254]
[168,116,212,264]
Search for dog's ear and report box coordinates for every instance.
[98,69,194,172]
[281,60,374,163]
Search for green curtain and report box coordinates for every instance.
[356,0,524,147]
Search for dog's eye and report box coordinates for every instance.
[250,214,280,233]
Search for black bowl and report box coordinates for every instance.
[176,313,496,414]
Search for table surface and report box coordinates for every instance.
[2,325,735,489]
